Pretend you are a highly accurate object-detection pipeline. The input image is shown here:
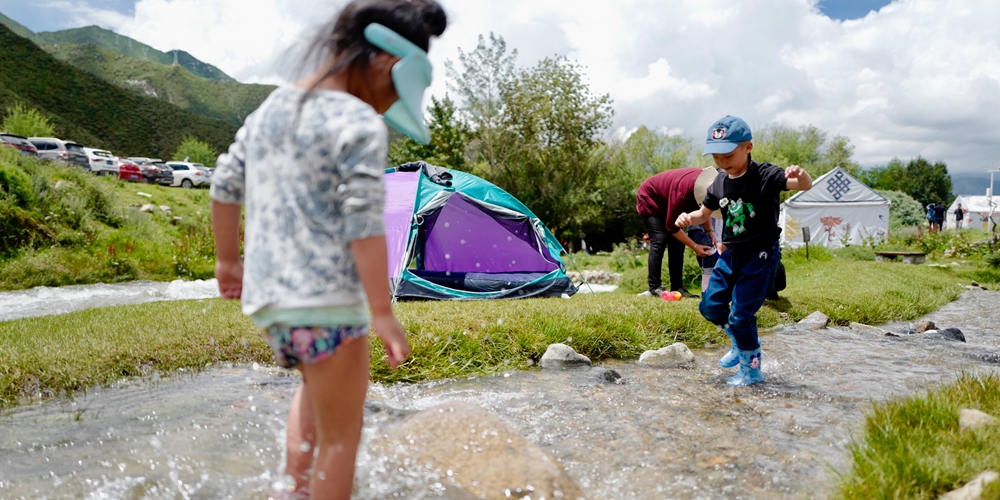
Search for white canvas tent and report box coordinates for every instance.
[779,167,890,248]
[945,194,998,230]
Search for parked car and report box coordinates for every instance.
[165,161,209,188]
[0,132,38,155]
[82,147,120,175]
[128,157,172,185]
[118,159,143,182]
[28,137,88,167]
[192,164,213,185]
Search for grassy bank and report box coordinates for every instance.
[0,147,216,290]
[0,256,967,404]
[836,374,1000,499]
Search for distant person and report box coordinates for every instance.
[926,203,936,231]
[210,1,447,498]
[933,202,947,231]
[955,203,965,229]
[636,167,720,298]
[677,115,813,386]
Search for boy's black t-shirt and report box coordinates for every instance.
[702,158,788,251]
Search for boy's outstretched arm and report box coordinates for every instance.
[676,205,714,229]
[785,165,813,191]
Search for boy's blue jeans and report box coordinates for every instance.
[699,242,781,351]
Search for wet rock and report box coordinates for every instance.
[959,409,997,431]
[139,204,156,213]
[982,353,1000,364]
[927,328,966,342]
[590,367,623,384]
[914,320,936,333]
[897,325,919,335]
[850,322,890,336]
[797,311,829,330]
[368,401,586,500]
[638,343,696,368]
[540,343,592,369]
[940,470,999,500]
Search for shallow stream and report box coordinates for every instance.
[1,290,998,499]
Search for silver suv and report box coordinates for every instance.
[28,137,88,168]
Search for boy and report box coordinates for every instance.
[676,116,812,386]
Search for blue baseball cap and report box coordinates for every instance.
[703,115,752,156]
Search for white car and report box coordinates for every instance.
[82,147,119,175]
[165,161,210,188]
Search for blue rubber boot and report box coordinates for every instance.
[718,325,738,368]
[727,348,765,387]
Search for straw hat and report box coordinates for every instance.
[693,167,722,219]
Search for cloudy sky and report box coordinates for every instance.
[3,0,999,174]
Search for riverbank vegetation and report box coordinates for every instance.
[836,374,1000,499]
[0,147,216,290]
[0,252,970,405]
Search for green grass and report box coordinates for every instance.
[836,374,1000,500]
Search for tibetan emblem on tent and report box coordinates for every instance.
[826,170,852,200]
[821,216,843,242]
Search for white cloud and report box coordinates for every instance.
[59,0,1000,173]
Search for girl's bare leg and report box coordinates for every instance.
[299,337,370,500]
[286,382,317,492]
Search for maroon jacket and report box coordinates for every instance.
[636,168,701,234]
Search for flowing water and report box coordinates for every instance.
[1,290,999,499]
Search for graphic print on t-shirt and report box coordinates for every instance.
[720,197,756,235]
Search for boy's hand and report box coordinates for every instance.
[785,165,806,178]
[216,259,243,299]
[675,212,694,228]
[372,314,410,370]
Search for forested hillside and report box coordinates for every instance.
[0,23,237,159]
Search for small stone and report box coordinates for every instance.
[54,180,73,190]
[540,343,592,369]
[797,311,829,330]
[139,204,156,213]
[915,320,936,333]
[171,216,182,225]
[928,328,966,343]
[638,343,696,368]
[850,322,890,336]
[158,205,171,213]
[940,470,999,500]
[959,409,997,431]
[590,367,623,384]
[136,191,152,198]
[780,312,789,320]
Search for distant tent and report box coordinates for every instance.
[946,195,998,230]
[383,162,577,300]
[779,167,890,248]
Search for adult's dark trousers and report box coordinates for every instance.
[698,242,781,351]
[641,214,686,293]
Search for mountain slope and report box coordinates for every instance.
[34,25,236,83]
[0,12,36,42]
[0,23,237,159]
[47,43,273,126]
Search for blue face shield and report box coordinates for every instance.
[363,23,433,144]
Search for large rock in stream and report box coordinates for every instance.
[368,401,586,500]
[540,343,592,369]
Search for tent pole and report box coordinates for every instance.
[563,251,597,295]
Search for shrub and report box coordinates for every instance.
[877,189,924,229]
[609,239,643,272]
[0,201,53,258]
[0,161,36,208]
[1,102,56,138]
[171,136,218,168]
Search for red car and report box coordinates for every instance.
[1,133,38,155]
[118,159,143,182]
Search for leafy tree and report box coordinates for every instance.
[492,56,613,239]
[445,33,518,173]
[859,158,907,191]
[171,136,217,168]
[388,95,469,169]
[2,103,55,138]
[752,124,859,177]
[877,189,924,230]
[902,156,952,207]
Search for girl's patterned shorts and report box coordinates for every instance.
[263,324,368,369]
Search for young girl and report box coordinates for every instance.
[210,1,447,498]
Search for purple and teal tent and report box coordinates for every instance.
[384,162,577,300]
